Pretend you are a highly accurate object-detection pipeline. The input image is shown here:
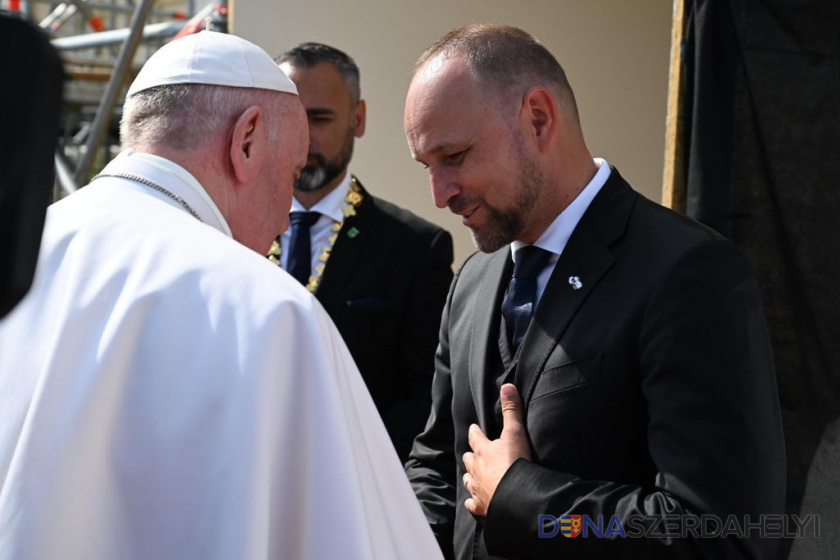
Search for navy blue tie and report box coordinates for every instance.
[501,245,552,352]
[287,211,320,285]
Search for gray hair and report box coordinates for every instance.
[120,84,289,151]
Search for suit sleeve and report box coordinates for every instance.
[383,228,454,462]
[404,263,461,560]
[483,239,786,559]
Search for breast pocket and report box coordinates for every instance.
[338,297,398,354]
[345,297,394,311]
[531,353,603,401]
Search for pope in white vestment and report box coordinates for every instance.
[0,31,442,560]
[0,149,442,560]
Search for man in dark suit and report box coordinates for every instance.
[403,24,786,559]
[273,43,454,462]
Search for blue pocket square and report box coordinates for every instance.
[346,297,393,311]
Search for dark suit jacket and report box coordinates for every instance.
[315,177,453,462]
[406,169,786,559]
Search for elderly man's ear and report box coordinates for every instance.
[229,106,263,183]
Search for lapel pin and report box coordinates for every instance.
[347,227,360,239]
[568,276,583,290]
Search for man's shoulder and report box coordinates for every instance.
[589,169,729,262]
[159,239,327,338]
[585,176,756,295]
[45,193,322,329]
[101,195,318,313]
[194,233,316,305]
[632,195,723,241]
[622,192,731,265]
[369,195,446,236]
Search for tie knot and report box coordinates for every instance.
[289,211,320,228]
[512,245,552,279]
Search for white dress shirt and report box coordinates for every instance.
[279,172,352,272]
[511,158,612,302]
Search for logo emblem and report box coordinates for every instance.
[560,515,582,538]
[568,276,583,290]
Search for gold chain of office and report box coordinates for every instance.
[268,177,364,293]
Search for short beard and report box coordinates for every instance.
[468,147,542,253]
[295,127,355,192]
[470,205,528,253]
[295,164,329,192]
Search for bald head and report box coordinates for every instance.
[414,23,579,120]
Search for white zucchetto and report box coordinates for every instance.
[127,30,298,97]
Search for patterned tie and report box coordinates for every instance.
[501,245,552,352]
[287,211,321,285]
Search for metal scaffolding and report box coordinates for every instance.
[1,0,228,198]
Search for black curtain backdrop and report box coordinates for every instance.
[683,1,839,557]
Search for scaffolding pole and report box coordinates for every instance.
[72,0,154,185]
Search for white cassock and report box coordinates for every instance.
[0,151,443,560]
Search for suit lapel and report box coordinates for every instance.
[514,169,638,409]
[515,220,615,407]
[468,251,512,431]
[313,178,372,310]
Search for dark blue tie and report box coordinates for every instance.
[494,245,552,426]
[501,245,552,352]
[287,211,320,285]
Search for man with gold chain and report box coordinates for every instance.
[272,43,454,462]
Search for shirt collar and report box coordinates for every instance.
[511,158,611,262]
[290,172,352,223]
[114,150,233,238]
